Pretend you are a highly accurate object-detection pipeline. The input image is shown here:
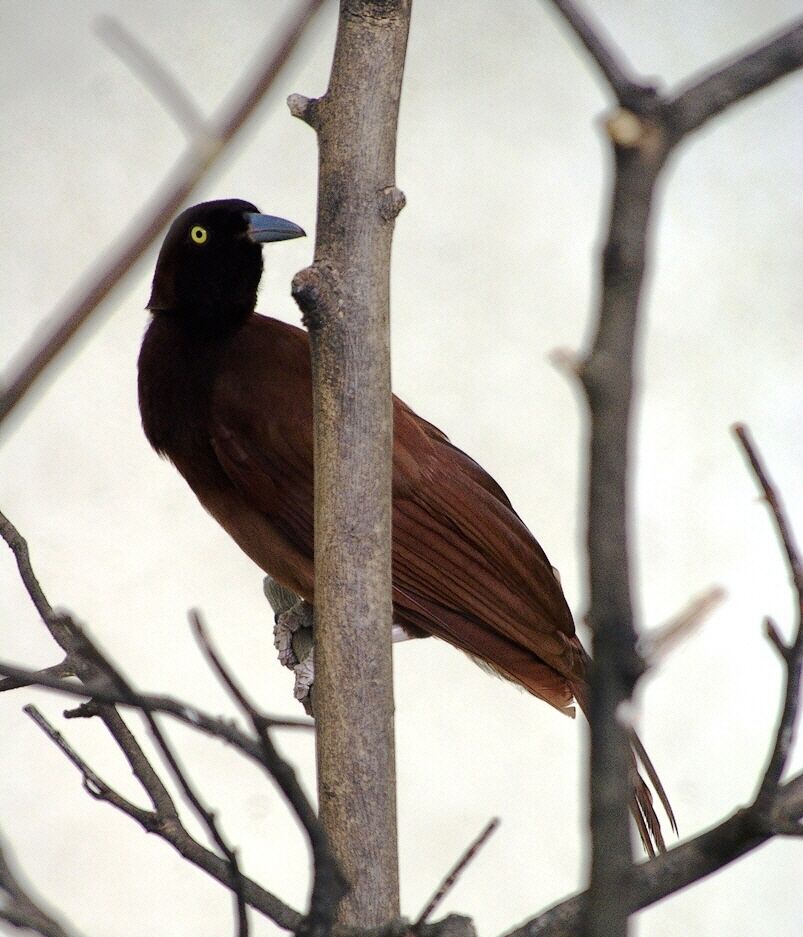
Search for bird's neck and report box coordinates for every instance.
[168,299,254,338]
[138,310,247,470]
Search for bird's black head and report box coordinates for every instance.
[147,198,305,332]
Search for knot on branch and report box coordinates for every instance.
[344,0,407,27]
[416,914,477,937]
[291,262,343,332]
[604,108,667,162]
[380,185,406,221]
[287,93,321,129]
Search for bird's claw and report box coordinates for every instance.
[264,576,315,715]
[293,652,315,710]
[274,606,304,668]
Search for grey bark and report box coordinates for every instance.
[289,0,412,927]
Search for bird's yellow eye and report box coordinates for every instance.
[190,225,208,244]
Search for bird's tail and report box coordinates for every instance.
[572,678,677,856]
[629,728,677,856]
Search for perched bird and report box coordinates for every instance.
[139,198,675,854]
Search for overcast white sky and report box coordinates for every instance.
[1,2,801,935]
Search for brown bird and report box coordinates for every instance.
[138,198,676,854]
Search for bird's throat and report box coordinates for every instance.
[137,312,240,476]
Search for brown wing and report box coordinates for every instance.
[205,315,317,598]
[391,401,586,712]
[206,315,585,712]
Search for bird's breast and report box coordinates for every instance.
[137,314,230,485]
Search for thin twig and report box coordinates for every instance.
[1,509,302,930]
[639,586,726,660]
[502,774,803,937]
[24,706,303,932]
[0,656,75,693]
[412,818,500,930]
[96,16,205,137]
[0,659,311,739]
[0,0,325,431]
[191,610,347,937]
[546,0,650,107]
[25,705,156,825]
[665,19,803,141]
[0,832,80,937]
[0,509,54,621]
[57,623,251,937]
[733,425,803,595]
[733,424,803,812]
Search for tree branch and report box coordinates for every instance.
[0,659,311,743]
[578,82,665,937]
[546,0,653,108]
[503,773,803,937]
[24,705,304,933]
[0,0,325,432]
[665,19,803,141]
[0,656,74,693]
[545,7,803,936]
[25,704,158,827]
[1,510,305,932]
[191,611,348,937]
[413,818,499,931]
[733,425,803,813]
[0,833,80,937]
[96,16,205,137]
[504,426,803,934]
[289,0,411,926]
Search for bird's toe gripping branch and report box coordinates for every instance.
[264,576,315,715]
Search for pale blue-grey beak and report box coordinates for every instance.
[245,212,306,243]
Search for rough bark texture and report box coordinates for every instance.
[580,124,668,937]
[290,0,411,926]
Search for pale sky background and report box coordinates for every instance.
[1,2,801,935]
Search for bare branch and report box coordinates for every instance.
[503,774,803,937]
[0,509,55,622]
[191,611,348,937]
[665,19,803,141]
[546,0,652,107]
[733,424,803,809]
[292,0,412,925]
[579,86,662,937]
[538,10,803,933]
[25,704,156,826]
[733,425,803,598]
[0,0,325,432]
[96,16,205,137]
[639,586,726,661]
[2,509,302,931]
[0,833,81,937]
[508,426,803,935]
[413,818,500,930]
[765,617,788,657]
[24,706,303,933]
[0,659,311,742]
[0,656,74,693]
[39,614,251,937]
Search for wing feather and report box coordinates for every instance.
[206,315,585,705]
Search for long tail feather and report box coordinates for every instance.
[572,678,675,855]
[630,729,678,835]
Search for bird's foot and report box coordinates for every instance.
[293,652,315,711]
[264,576,315,715]
[274,603,312,667]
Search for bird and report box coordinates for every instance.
[138,198,676,854]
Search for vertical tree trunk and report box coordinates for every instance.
[290,0,411,926]
[581,129,667,937]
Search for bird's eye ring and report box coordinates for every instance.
[190,225,208,245]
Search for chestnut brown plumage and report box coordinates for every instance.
[138,199,676,854]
